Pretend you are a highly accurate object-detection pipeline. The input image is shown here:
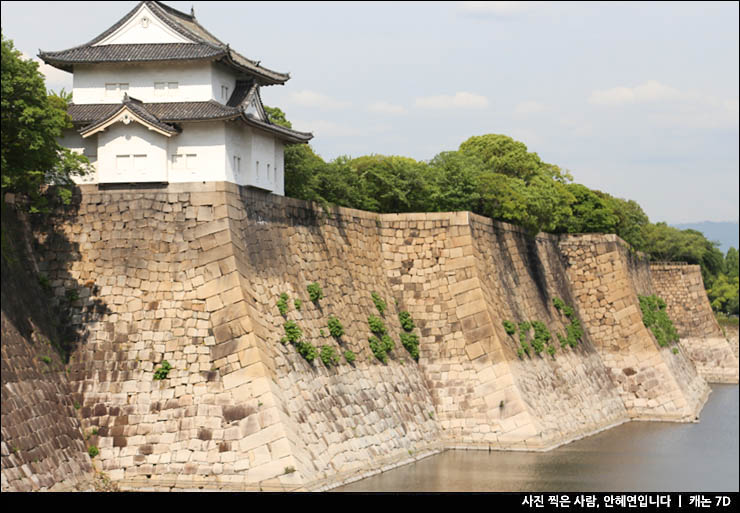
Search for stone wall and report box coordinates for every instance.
[651,264,738,383]
[378,212,628,450]
[558,235,709,421]
[19,182,732,491]
[1,208,94,492]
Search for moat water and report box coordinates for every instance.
[335,384,739,492]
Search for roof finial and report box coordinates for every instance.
[191,5,195,17]
[123,92,130,102]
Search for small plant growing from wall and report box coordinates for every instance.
[381,334,395,352]
[400,332,420,360]
[153,360,172,380]
[399,311,415,332]
[294,299,302,311]
[296,341,318,362]
[371,292,387,315]
[369,336,388,363]
[520,341,531,357]
[320,345,340,367]
[327,316,345,338]
[344,350,356,364]
[88,446,99,458]
[65,288,79,302]
[307,282,323,303]
[502,320,516,335]
[39,355,52,365]
[531,321,551,355]
[547,345,556,358]
[277,293,289,317]
[638,295,679,348]
[281,321,303,345]
[37,274,52,294]
[367,315,387,335]
[553,298,583,348]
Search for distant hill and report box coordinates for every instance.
[672,221,739,254]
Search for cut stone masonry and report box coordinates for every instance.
[2,182,736,491]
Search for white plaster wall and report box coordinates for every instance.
[167,122,227,183]
[98,123,168,183]
[73,62,214,104]
[94,3,193,45]
[274,140,285,196]
[250,129,277,192]
[58,130,98,184]
[224,121,251,187]
[211,63,237,105]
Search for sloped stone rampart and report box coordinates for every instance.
[1,208,94,492]
[558,235,709,421]
[18,182,731,490]
[650,264,738,383]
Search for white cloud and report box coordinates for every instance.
[588,80,683,106]
[514,100,546,116]
[458,1,545,16]
[291,119,361,137]
[588,80,738,129]
[287,90,351,110]
[367,101,407,115]
[415,91,490,110]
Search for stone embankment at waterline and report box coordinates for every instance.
[1,182,736,491]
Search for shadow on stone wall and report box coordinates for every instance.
[1,190,110,491]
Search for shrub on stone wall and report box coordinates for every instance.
[639,294,679,348]
[399,310,415,332]
[277,292,289,317]
[502,320,516,335]
[371,292,387,315]
[297,341,318,362]
[327,316,344,338]
[344,350,356,364]
[307,282,323,303]
[400,332,419,360]
[153,360,172,380]
[320,345,340,367]
[281,320,303,345]
[369,336,388,363]
[367,315,387,335]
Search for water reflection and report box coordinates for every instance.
[335,385,739,492]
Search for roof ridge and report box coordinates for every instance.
[147,1,194,22]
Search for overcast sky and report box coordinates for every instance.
[2,1,738,224]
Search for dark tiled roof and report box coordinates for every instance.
[39,1,290,85]
[68,99,313,143]
[147,101,241,121]
[39,43,225,71]
[79,95,179,136]
[68,101,241,125]
[241,115,313,144]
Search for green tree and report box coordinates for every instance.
[425,151,483,212]
[605,195,650,251]
[459,134,571,183]
[555,183,619,235]
[724,247,739,278]
[707,273,739,315]
[346,154,430,213]
[264,105,292,128]
[1,34,89,211]
[641,223,724,284]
